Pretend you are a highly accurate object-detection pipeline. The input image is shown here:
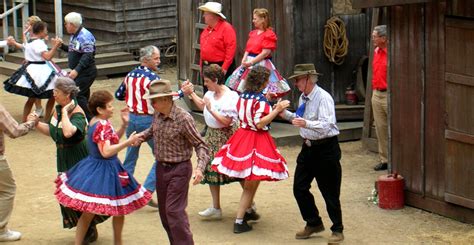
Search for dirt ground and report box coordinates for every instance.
[0,67,473,244]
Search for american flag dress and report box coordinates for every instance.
[211,92,288,181]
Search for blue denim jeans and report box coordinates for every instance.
[123,113,156,192]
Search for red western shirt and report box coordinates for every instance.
[200,19,236,71]
[372,47,387,90]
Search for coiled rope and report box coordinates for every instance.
[323,16,349,65]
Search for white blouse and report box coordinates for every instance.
[24,39,47,62]
[203,89,239,129]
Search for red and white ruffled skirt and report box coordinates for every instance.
[211,128,288,181]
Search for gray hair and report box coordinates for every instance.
[309,74,318,84]
[139,45,159,63]
[64,12,82,27]
[55,77,80,98]
[374,25,387,37]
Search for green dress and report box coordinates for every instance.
[49,104,108,228]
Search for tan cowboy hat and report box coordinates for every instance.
[198,2,226,19]
[143,79,174,99]
[288,63,322,80]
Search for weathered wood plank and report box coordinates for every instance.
[353,0,430,8]
[423,1,446,199]
[445,130,474,145]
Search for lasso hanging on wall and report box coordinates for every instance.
[323,16,349,65]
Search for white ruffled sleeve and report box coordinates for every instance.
[219,91,239,123]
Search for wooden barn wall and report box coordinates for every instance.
[178,0,370,105]
[389,4,424,194]
[449,0,474,18]
[293,1,371,104]
[36,0,177,50]
[422,1,446,200]
[390,1,474,222]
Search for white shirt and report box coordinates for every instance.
[283,85,339,140]
[204,89,239,129]
[24,39,48,62]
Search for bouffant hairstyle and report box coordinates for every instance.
[88,90,114,116]
[253,8,271,30]
[244,66,270,93]
[203,64,225,85]
[32,21,47,35]
[27,16,42,25]
[55,77,80,98]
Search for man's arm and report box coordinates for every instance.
[222,24,237,73]
[182,114,210,172]
[0,105,35,138]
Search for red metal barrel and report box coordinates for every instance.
[377,173,405,209]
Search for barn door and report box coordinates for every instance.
[444,18,474,209]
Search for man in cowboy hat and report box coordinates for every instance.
[198,2,236,77]
[140,79,210,245]
[280,64,344,243]
[198,1,237,137]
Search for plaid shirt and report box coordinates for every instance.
[143,104,210,172]
[0,103,35,156]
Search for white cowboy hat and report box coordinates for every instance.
[198,2,226,19]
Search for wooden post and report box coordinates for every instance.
[54,0,62,38]
[20,0,28,35]
[2,0,8,37]
[361,8,381,152]
[11,0,17,41]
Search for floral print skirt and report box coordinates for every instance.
[201,125,240,185]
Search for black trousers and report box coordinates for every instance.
[74,68,97,121]
[293,136,343,233]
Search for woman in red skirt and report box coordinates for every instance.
[212,66,290,233]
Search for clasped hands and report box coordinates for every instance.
[181,80,194,96]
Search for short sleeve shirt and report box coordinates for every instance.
[203,89,239,128]
[245,29,277,55]
[24,39,48,61]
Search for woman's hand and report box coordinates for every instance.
[127,131,141,147]
[274,99,290,112]
[27,112,40,125]
[181,80,194,96]
[62,100,75,114]
[52,37,63,48]
[265,92,277,101]
[6,36,16,46]
[23,25,31,34]
[203,97,212,112]
[242,61,253,67]
[120,107,129,126]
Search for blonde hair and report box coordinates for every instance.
[27,15,41,25]
[253,8,271,30]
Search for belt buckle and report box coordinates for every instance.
[304,139,312,147]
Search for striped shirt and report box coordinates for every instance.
[123,66,159,115]
[283,85,339,140]
[0,103,35,156]
[238,92,272,131]
[142,104,210,172]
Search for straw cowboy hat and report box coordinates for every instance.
[143,79,174,99]
[198,2,226,19]
[288,63,322,80]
